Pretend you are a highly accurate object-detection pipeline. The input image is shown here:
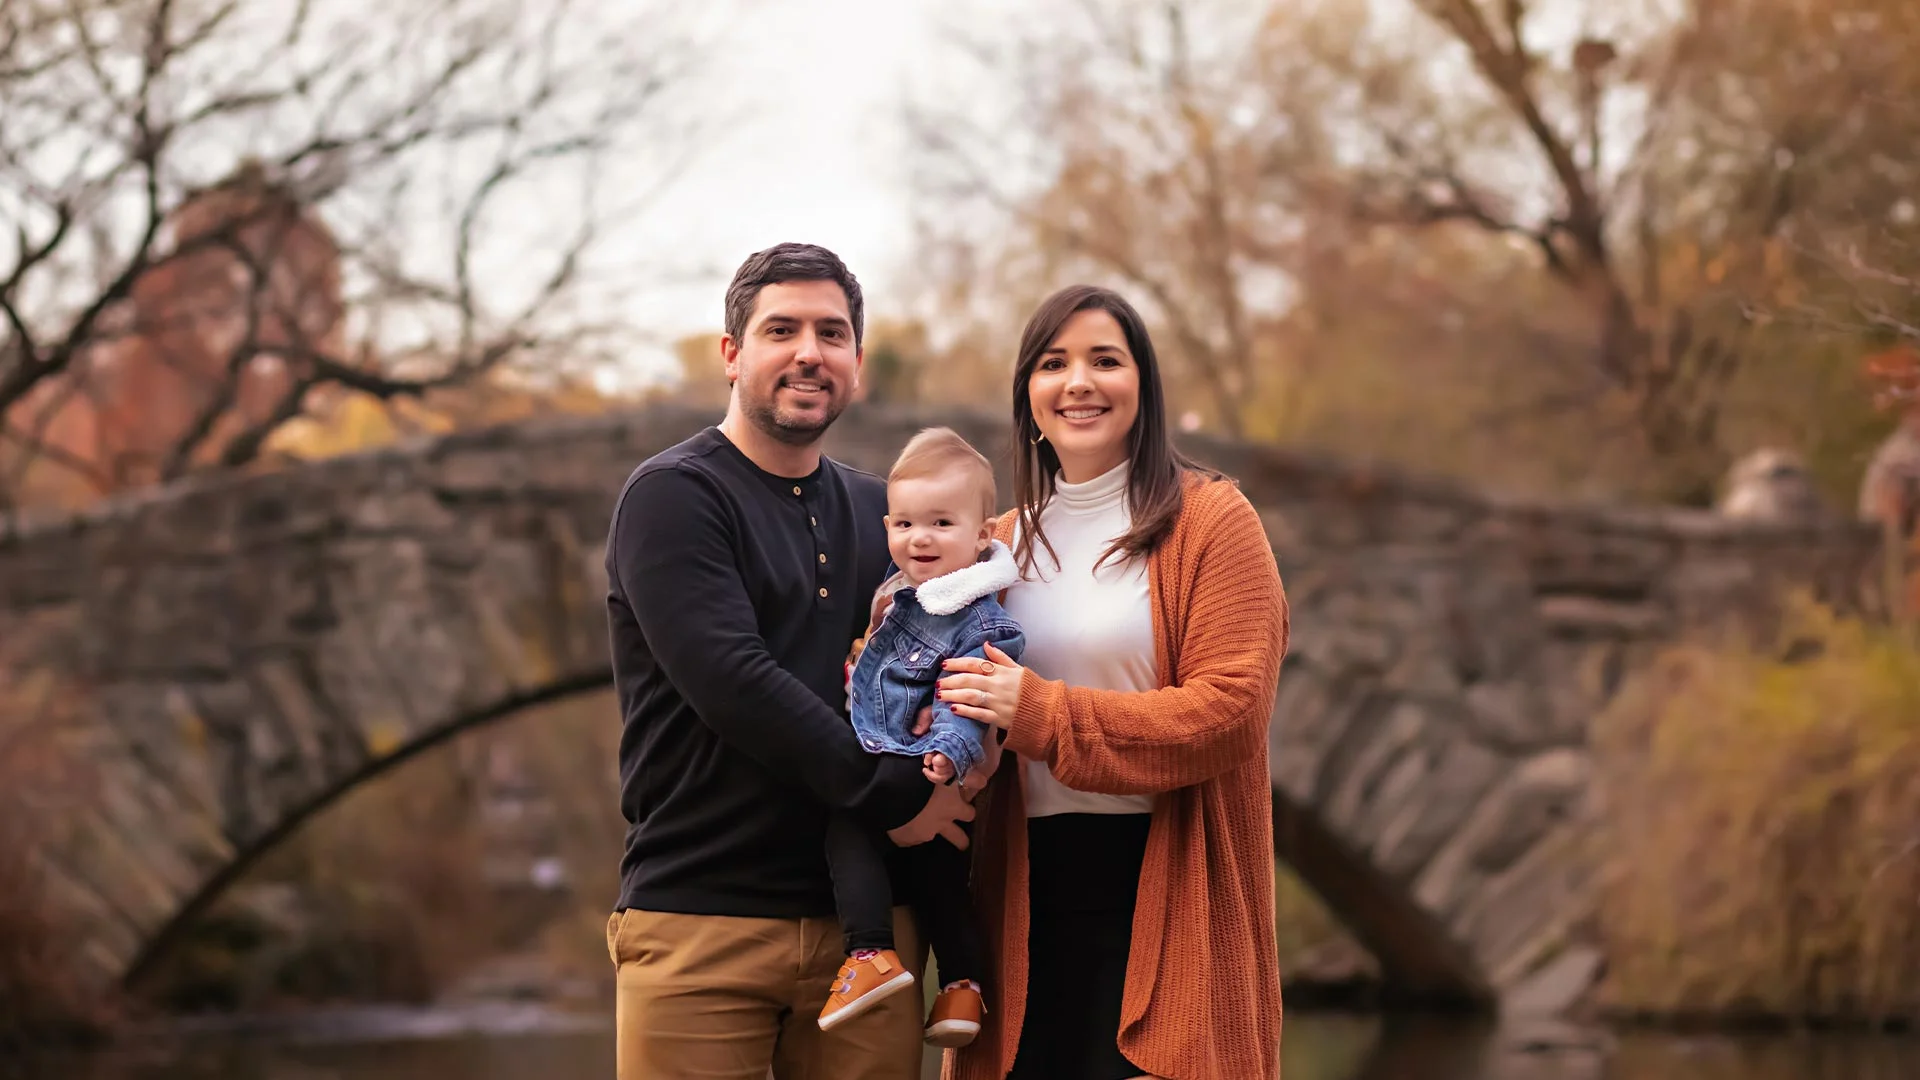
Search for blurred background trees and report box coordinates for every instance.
[904,0,1920,505]
[9,0,1913,512]
[0,0,701,511]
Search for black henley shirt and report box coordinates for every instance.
[604,426,931,917]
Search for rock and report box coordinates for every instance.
[1471,750,1591,874]
[1463,681,1558,752]
[1411,750,1592,920]
[1718,448,1828,524]
[1370,736,1508,880]
[1505,946,1604,1018]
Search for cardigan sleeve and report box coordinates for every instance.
[1003,484,1288,795]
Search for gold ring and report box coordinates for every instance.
[980,661,995,675]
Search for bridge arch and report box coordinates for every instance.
[0,403,1878,1016]
[119,676,613,990]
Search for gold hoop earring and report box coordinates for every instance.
[1030,431,1046,445]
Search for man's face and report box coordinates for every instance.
[722,280,862,446]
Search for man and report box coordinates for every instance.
[603,242,975,1079]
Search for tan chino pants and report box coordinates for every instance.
[607,906,926,1080]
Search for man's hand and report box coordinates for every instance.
[886,779,975,850]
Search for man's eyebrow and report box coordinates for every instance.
[757,312,852,330]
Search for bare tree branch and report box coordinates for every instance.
[903,1,1290,434]
[1410,1,1608,270]
[0,0,710,505]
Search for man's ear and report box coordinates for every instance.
[720,333,740,386]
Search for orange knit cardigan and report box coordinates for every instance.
[946,475,1290,1080]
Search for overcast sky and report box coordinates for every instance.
[609,0,954,382]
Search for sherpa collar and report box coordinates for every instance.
[897,539,1019,616]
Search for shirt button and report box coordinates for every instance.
[909,652,920,663]
[792,485,802,496]
[818,587,829,598]
[817,553,827,564]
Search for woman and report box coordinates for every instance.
[935,284,1290,1080]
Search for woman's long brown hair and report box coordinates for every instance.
[1011,284,1219,577]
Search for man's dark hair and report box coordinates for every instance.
[723,242,865,349]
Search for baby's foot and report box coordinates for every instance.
[924,979,985,1047]
[817,949,917,1031]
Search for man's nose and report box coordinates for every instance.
[792,327,823,363]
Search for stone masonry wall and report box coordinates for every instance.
[0,403,1882,1009]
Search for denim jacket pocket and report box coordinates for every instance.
[892,630,945,682]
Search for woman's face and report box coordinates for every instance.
[1026,309,1140,484]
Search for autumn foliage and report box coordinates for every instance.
[5,167,341,509]
[904,0,1920,506]
[0,663,118,1050]
[1,163,640,514]
[1593,596,1920,1027]
[1859,347,1920,618]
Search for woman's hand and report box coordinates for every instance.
[937,642,1024,731]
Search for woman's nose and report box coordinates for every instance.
[1064,362,1093,392]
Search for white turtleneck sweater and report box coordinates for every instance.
[1001,461,1157,817]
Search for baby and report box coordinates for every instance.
[817,427,1025,1048]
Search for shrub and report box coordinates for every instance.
[1592,595,1920,1026]
[0,671,121,1051]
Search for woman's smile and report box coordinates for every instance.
[1054,404,1110,422]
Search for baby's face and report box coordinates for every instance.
[885,474,992,586]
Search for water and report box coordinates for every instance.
[16,1006,1920,1080]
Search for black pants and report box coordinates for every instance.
[1007,812,1153,1080]
[825,808,984,987]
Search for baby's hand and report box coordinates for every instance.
[923,751,956,784]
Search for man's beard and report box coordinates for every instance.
[743,382,847,446]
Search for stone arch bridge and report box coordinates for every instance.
[0,404,1879,1015]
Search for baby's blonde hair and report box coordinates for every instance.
[888,426,997,522]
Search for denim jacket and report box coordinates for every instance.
[848,540,1025,781]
